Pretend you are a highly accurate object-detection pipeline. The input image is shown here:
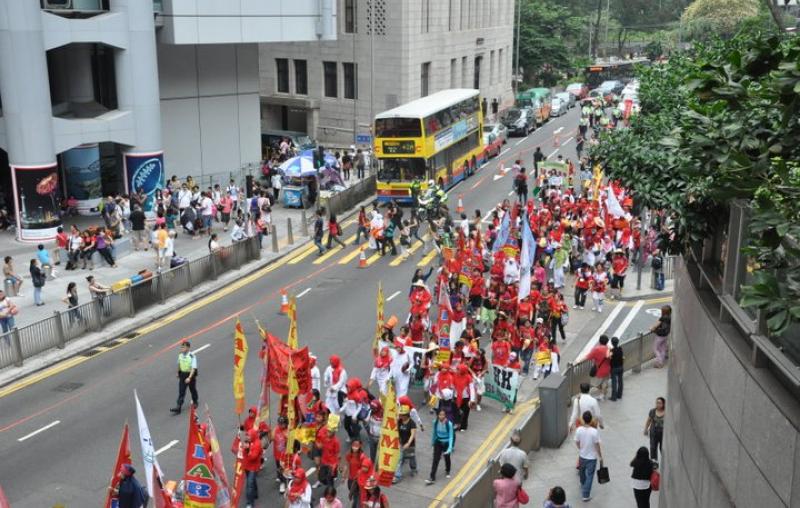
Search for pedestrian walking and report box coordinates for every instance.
[355,149,366,180]
[425,409,454,485]
[242,428,263,508]
[29,259,46,306]
[110,464,148,508]
[3,256,23,295]
[54,226,68,265]
[0,289,18,335]
[314,208,326,255]
[62,282,83,326]
[609,336,624,401]
[343,439,367,507]
[651,305,671,368]
[170,340,198,414]
[392,405,417,483]
[87,275,111,317]
[630,446,655,508]
[129,205,148,251]
[543,486,571,508]
[569,382,603,432]
[574,411,603,502]
[496,431,529,483]
[327,212,346,249]
[492,463,521,508]
[514,167,528,204]
[361,476,390,507]
[286,467,312,508]
[644,397,665,462]
[533,147,544,180]
[586,335,611,399]
[320,485,344,508]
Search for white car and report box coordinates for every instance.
[550,97,568,117]
[555,91,575,109]
[483,122,508,144]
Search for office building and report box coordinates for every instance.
[0,0,335,241]
[259,0,515,150]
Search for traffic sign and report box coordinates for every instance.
[356,134,372,144]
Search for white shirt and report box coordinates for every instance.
[574,425,601,460]
[286,482,312,508]
[165,237,175,257]
[178,190,192,209]
[369,366,391,395]
[310,365,321,392]
[570,393,603,426]
[201,197,214,216]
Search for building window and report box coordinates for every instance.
[343,62,358,99]
[323,61,338,98]
[421,62,431,97]
[276,58,289,93]
[449,0,454,31]
[462,56,468,87]
[450,58,457,88]
[474,56,482,89]
[498,49,504,85]
[344,0,356,33]
[294,59,308,95]
[461,0,467,30]
[490,50,495,85]
[421,0,430,33]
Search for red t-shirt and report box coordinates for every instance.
[612,257,629,277]
[586,345,611,378]
[321,434,341,468]
[492,340,511,366]
[345,450,365,480]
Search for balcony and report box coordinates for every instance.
[41,0,109,18]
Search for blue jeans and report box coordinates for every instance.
[394,447,417,481]
[610,366,623,400]
[314,236,325,254]
[33,286,43,305]
[578,457,597,499]
[245,470,258,504]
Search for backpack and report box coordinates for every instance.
[651,255,663,270]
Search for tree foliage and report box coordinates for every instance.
[591,25,800,336]
[681,0,762,39]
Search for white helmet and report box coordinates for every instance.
[428,180,435,187]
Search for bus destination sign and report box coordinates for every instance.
[382,140,416,154]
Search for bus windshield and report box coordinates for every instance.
[375,118,422,138]
[377,158,427,182]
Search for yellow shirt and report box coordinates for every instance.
[157,229,168,249]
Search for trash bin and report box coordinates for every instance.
[538,372,570,448]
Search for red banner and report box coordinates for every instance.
[267,332,312,395]
[104,423,132,508]
[152,467,176,508]
[230,444,245,508]
[183,407,217,508]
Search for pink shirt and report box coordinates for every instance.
[493,478,520,508]
[318,499,343,508]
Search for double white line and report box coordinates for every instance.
[576,300,645,362]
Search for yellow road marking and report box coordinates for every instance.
[365,251,382,266]
[389,236,430,267]
[287,243,318,264]
[417,248,438,267]
[313,234,356,265]
[429,398,539,507]
[339,245,369,265]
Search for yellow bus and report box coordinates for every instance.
[373,89,487,204]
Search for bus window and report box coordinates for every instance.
[375,118,422,138]
[377,158,426,182]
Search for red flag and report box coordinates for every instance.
[266,332,312,394]
[151,466,176,508]
[183,406,217,508]
[0,482,10,508]
[230,443,246,507]
[104,423,132,508]
[204,408,232,507]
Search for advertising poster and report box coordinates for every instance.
[11,163,62,242]
[125,152,164,214]
[62,143,102,215]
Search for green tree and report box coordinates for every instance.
[681,0,761,39]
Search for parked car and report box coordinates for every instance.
[483,122,509,145]
[566,82,589,100]
[598,79,625,95]
[555,91,575,110]
[502,108,535,136]
[550,97,568,117]
[483,132,503,158]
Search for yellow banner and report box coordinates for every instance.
[286,360,300,455]
[255,322,270,427]
[373,281,384,352]
[233,320,248,415]
[376,381,401,485]
[592,164,604,202]
[287,296,299,350]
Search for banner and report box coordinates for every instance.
[124,152,165,213]
[233,320,249,415]
[0,483,8,508]
[11,163,62,241]
[151,467,176,508]
[204,408,232,508]
[267,333,311,395]
[436,283,452,350]
[104,423,132,508]
[134,390,164,498]
[230,443,245,508]
[484,364,520,410]
[183,407,217,508]
[373,281,384,352]
[255,324,271,428]
[287,296,299,350]
[376,381,400,487]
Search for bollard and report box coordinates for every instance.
[11,327,23,367]
[158,272,166,304]
[634,332,644,373]
[53,311,67,349]
[301,209,309,237]
[271,225,279,253]
[287,218,295,245]
[186,262,194,292]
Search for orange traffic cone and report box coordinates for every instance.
[358,246,368,268]
[279,288,289,314]
[456,194,464,214]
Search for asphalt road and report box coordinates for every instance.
[0,106,662,507]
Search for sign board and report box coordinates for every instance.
[484,364,520,410]
[357,134,372,144]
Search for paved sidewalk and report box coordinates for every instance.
[524,366,667,507]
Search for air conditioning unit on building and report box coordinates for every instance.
[43,0,72,9]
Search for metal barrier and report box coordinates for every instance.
[324,176,377,218]
[0,236,262,371]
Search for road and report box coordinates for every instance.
[0,106,664,507]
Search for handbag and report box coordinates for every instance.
[596,461,610,484]
[561,312,570,326]
[516,485,530,505]
[589,357,607,378]
[650,469,661,491]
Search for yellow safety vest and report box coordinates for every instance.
[178,353,194,372]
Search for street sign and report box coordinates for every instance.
[356,134,372,144]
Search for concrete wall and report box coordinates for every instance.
[661,262,800,508]
[158,43,261,178]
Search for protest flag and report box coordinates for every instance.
[233,320,249,415]
[103,422,132,508]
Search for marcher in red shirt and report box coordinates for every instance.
[242,428,263,506]
[491,335,512,367]
[586,335,612,399]
[344,438,367,500]
[610,250,629,299]
[318,427,341,488]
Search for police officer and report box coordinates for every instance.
[410,178,421,208]
[170,341,198,414]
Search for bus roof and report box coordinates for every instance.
[586,57,650,71]
[375,89,479,120]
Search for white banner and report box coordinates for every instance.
[134,390,163,497]
[484,364,520,410]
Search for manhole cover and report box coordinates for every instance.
[53,382,83,393]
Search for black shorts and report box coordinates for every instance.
[319,464,337,485]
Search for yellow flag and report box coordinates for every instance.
[286,359,300,455]
[233,320,249,415]
[376,380,400,486]
[255,322,270,427]
[287,296,299,350]
[373,281,384,352]
[592,164,604,202]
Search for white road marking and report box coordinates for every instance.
[546,149,559,159]
[561,136,574,146]
[18,420,60,442]
[500,149,510,156]
[296,287,312,299]
[514,137,526,146]
[155,439,180,456]
[575,302,625,362]
[194,344,211,353]
[493,174,504,181]
[386,290,402,302]
[508,191,514,196]
[612,299,644,340]
[554,127,564,134]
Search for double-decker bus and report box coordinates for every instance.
[584,57,650,88]
[374,89,486,204]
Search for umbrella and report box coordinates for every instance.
[299,149,338,168]
[279,156,318,178]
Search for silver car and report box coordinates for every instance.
[550,97,568,117]
[555,91,575,109]
[483,122,508,144]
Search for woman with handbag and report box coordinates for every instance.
[644,397,666,462]
[630,446,656,507]
[651,306,671,368]
[326,212,346,249]
[492,463,522,507]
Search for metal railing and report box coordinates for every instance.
[0,236,261,371]
[323,176,377,218]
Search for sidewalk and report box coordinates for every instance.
[524,366,667,507]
